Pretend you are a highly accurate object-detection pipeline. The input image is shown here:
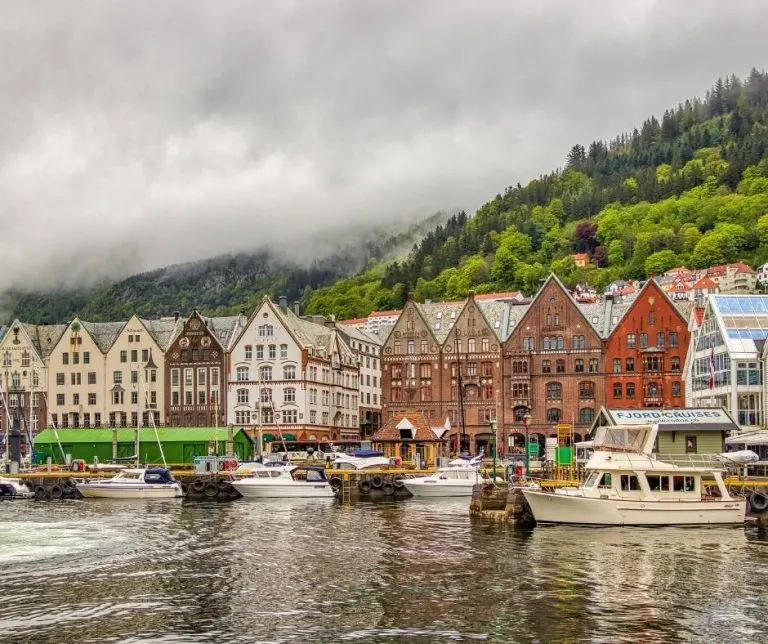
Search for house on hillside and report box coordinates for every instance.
[571,253,590,268]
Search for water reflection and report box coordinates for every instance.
[1,499,767,643]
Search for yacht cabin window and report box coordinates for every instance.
[620,475,641,491]
[598,473,612,488]
[673,476,696,492]
[584,472,600,487]
[647,475,671,492]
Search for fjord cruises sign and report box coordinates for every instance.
[609,408,732,425]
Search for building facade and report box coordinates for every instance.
[604,280,689,411]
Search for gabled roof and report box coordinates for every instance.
[335,322,382,347]
[693,307,705,326]
[338,317,368,326]
[475,291,522,301]
[416,300,466,344]
[694,276,717,289]
[206,315,243,351]
[372,411,446,442]
[79,320,127,353]
[605,279,690,341]
[140,317,183,351]
[731,261,756,274]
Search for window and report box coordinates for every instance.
[267,345,275,359]
[185,368,193,386]
[673,476,696,492]
[546,382,562,400]
[284,388,296,403]
[282,410,298,424]
[685,435,698,454]
[626,383,635,398]
[512,383,528,398]
[113,371,122,384]
[579,407,594,423]
[88,393,96,406]
[556,359,565,374]
[672,381,681,397]
[258,324,274,337]
[656,332,665,348]
[620,475,641,491]
[512,360,528,374]
[670,332,678,347]
[236,366,249,381]
[73,393,80,405]
[644,356,662,372]
[523,337,535,351]
[172,391,180,405]
[589,359,599,373]
[482,338,489,352]
[211,369,219,386]
[640,333,648,348]
[71,372,81,385]
[648,311,655,325]
[394,341,401,354]
[579,382,594,399]
[120,350,127,363]
[421,385,432,402]
[131,371,138,384]
[572,335,585,349]
[131,392,138,405]
[391,386,402,402]
[280,344,288,358]
[407,341,415,355]
[130,349,138,363]
[171,369,179,387]
[466,362,477,377]
[284,365,296,380]
[613,359,621,373]
[613,383,622,398]
[260,366,272,381]
[420,363,432,379]
[198,368,206,386]
[546,408,561,422]
[627,334,635,349]
[237,389,249,404]
[56,373,65,386]
[245,345,252,360]
[256,345,264,359]
[542,360,551,374]
[626,358,634,372]
[574,359,584,373]
[260,388,273,403]
[647,475,670,492]
[142,349,149,362]
[670,356,681,371]
[309,410,317,424]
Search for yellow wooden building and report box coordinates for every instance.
[372,411,448,467]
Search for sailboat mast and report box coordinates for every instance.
[139,364,167,468]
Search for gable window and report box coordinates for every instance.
[256,345,264,359]
[280,344,288,358]
[523,337,535,351]
[482,338,489,352]
[656,332,665,348]
[572,335,585,349]
[670,332,678,347]
[640,333,648,348]
[258,324,274,337]
[649,311,655,325]
[407,341,415,355]
[627,334,636,349]
[468,339,476,353]
[547,408,561,422]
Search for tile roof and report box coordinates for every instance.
[368,309,402,318]
[140,317,182,351]
[475,291,522,301]
[335,322,382,346]
[372,411,445,442]
[339,317,368,325]
[416,300,466,343]
[693,306,705,326]
[694,276,717,289]
[477,299,529,342]
[206,315,243,350]
[80,320,127,353]
[376,323,396,342]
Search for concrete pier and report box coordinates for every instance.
[469,483,535,526]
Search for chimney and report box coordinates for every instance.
[174,311,180,322]
[407,291,414,301]
[279,295,288,311]
[239,307,246,316]
[293,301,300,316]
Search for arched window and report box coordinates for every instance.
[283,365,296,380]
[258,324,274,337]
[546,382,562,400]
[236,366,249,381]
[547,408,561,422]
[579,407,594,423]
[237,389,249,404]
[579,381,595,399]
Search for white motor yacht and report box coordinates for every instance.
[0,476,34,499]
[76,468,183,499]
[522,424,747,526]
[403,456,488,498]
[231,465,335,499]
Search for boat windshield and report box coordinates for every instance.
[584,471,600,487]
[117,471,143,481]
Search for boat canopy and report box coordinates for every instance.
[352,449,385,458]
[726,430,768,446]
[591,424,656,455]
[144,468,174,484]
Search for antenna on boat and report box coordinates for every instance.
[138,364,167,468]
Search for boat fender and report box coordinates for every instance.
[203,482,219,498]
[61,479,76,493]
[217,480,232,492]
[371,475,384,489]
[49,485,63,500]
[392,475,405,489]
[329,476,343,491]
[382,482,395,496]
[180,482,189,496]
[749,492,768,513]
[359,479,372,494]
[34,486,47,501]
[192,478,206,493]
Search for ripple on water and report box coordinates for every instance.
[1,499,768,643]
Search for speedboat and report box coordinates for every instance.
[329,450,391,471]
[0,476,34,499]
[231,465,335,499]
[403,455,488,498]
[76,468,183,499]
[521,424,747,526]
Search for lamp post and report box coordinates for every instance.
[489,418,498,482]
[522,413,532,476]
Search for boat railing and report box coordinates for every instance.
[651,453,726,469]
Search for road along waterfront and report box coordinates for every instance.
[1,498,768,643]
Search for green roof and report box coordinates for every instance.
[34,427,254,445]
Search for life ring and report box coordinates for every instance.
[49,485,63,500]
[749,491,768,513]
[329,476,343,492]
[192,478,206,493]
[392,475,405,489]
[382,482,395,496]
[34,486,47,501]
[359,479,372,494]
[370,475,384,489]
[203,482,219,498]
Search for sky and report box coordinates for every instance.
[1,0,766,292]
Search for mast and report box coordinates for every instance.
[41,391,67,463]
[1,388,11,463]
[139,364,167,468]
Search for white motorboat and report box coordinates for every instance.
[76,468,183,499]
[403,456,489,498]
[231,465,335,499]
[522,424,747,526]
[0,476,34,499]
[329,450,391,471]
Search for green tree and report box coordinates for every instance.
[644,250,678,276]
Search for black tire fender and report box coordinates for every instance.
[203,482,219,498]
[382,482,395,496]
[329,476,343,491]
[370,475,384,489]
[392,475,405,489]
[359,479,372,494]
[749,492,768,513]
[49,485,63,500]
[192,478,206,493]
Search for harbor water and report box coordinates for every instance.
[1,499,768,643]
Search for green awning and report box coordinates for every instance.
[262,433,276,443]
[280,433,296,441]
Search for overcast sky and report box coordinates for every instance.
[1,0,766,291]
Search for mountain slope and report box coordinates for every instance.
[306,69,768,317]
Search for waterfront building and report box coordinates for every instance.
[604,280,689,411]
[689,295,768,429]
[47,319,123,429]
[104,315,179,428]
[0,321,66,439]
[371,410,448,466]
[227,297,360,444]
[164,311,240,428]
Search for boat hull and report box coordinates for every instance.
[76,483,183,499]
[522,490,746,526]
[231,481,335,499]
[403,480,478,498]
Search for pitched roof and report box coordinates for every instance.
[372,411,445,442]
[731,261,756,274]
[368,309,402,318]
[34,427,254,444]
[416,300,466,343]
[206,315,242,350]
[475,291,522,301]
[335,322,382,346]
[80,320,127,353]
[338,317,368,325]
[693,306,705,326]
[694,276,717,289]
[572,253,589,261]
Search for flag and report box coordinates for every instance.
[708,347,715,390]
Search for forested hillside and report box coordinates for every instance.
[1,214,447,324]
[306,70,768,318]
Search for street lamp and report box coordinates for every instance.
[522,413,532,477]
[489,418,498,483]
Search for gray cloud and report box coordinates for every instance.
[0,0,766,291]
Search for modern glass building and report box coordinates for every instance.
[690,295,768,428]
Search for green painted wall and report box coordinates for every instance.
[657,431,725,455]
